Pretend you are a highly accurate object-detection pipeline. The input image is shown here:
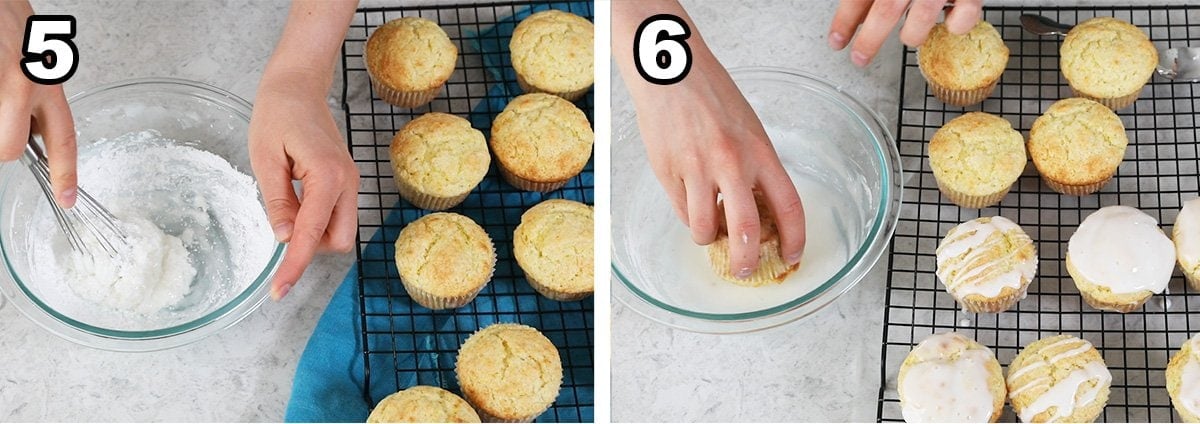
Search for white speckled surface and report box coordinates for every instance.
[610,0,1162,422]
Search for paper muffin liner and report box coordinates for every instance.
[471,406,545,423]
[1066,256,1151,313]
[498,165,570,193]
[524,274,593,302]
[369,77,443,108]
[955,285,1028,313]
[1072,86,1142,111]
[936,180,1011,209]
[400,246,496,310]
[926,79,999,107]
[515,72,589,103]
[393,174,471,211]
[1043,175,1111,196]
[706,240,799,287]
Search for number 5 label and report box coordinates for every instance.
[21,15,79,85]
[634,14,692,85]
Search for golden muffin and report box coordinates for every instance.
[365,17,458,107]
[513,199,594,301]
[1174,198,1200,292]
[928,112,1026,208]
[1067,205,1175,313]
[1060,17,1157,110]
[390,112,490,211]
[898,332,1006,423]
[1028,98,1128,196]
[510,10,594,101]
[1007,335,1111,423]
[367,385,481,423]
[1167,333,1200,423]
[456,323,562,422]
[935,216,1037,313]
[918,21,1009,106]
[707,191,799,287]
[490,93,593,192]
[394,212,495,310]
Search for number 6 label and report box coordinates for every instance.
[21,15,79,85]
[633,14,692,85]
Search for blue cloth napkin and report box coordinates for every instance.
[285,2,594,422]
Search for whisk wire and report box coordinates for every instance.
[21,138,128,259]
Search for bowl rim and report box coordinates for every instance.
[0,77,285,351]
[611,66,903,333]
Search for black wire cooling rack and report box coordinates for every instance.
[340,2,594,422]
[878,5,1200,423]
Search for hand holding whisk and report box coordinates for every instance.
[20,136,128,258]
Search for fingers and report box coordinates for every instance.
[662,175,689,226]
[324,174,359,254]
[270,175,340,300]
[849,0,911,67]
[253,154,301,243]
[899,0,945,47]
[943,0,982,34]
[0,92,31,162]
[684,178,718,245]
[829,0,874,51]
[34,90,78,208]
[758,165,806,267]
[719,184,762,280]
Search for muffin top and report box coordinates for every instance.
[899,332,1005,423]
[366,386,481,423]
[514,199,594,295]
[1068,205,1175,295]
[456,323,563,421]
[1167,333,1200,421]
[394,212,495,298]
[918,21,1009,90]
[1028,97,1128,186]
[1061,17,1157,99]
[390,112,490,197]
[491,93,594,183]
[366,17,458,91]
[1175,198,1200,274]
[510,10,595,94]
[929,112,1026,196]
[1007,335,1112,423]
[935,216,1037,302]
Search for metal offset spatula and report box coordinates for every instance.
[1020,14,1200,82]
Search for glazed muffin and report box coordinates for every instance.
[935,216,1037,313]
[367,385,481,423]
[456,323,562,422]
[707,191,799,287]
[513,199,594,301]
[918,21,1009,106]
[928,112,1026,208]
[1028,98,1128,196]
[490,93,593,192]
[365,17,458,107]
[1174,198,1200,292]
[1067,205,1175,313]
[1007,335,1111,423]
[1167,333,1200,423]
[1061,17,1157,110]
[394,212,496,310]
[390,113,490,210]
[510,10,594,101]
[898,332,1006,423]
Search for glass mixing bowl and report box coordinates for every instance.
[0,78,284,351]
[612,67,902,333]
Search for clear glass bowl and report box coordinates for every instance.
[612,67,903,333]
[0,78,284,351]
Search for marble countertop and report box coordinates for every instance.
[610,0,1168,422]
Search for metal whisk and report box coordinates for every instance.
[21,137,128,258]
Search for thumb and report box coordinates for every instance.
[256,161,300,242]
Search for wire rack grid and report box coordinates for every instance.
[878,5,1200,423]
[339,2,594,422]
